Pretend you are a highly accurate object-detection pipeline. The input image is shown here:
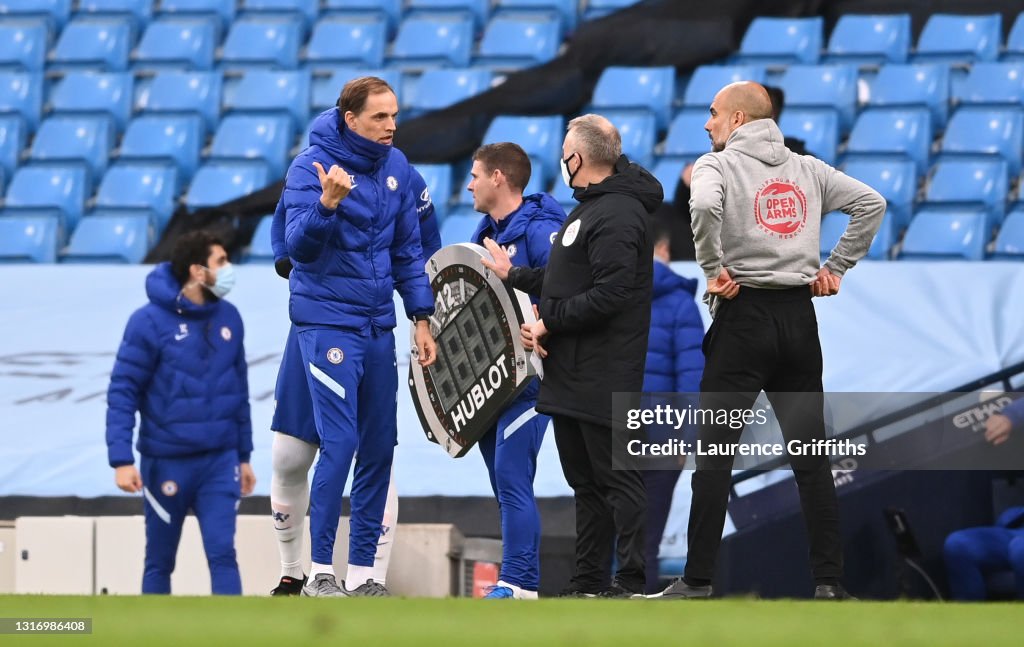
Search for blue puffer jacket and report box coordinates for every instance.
[283,108,434,331]
[643,261,704,394]
[472,192,566,403]
[106,263,252,467]
[271,164,442,264]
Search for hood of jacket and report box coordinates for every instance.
[308,108,391,175]
[146,262,219,319]
[575,155,664,213]
[472,192,566,245]
[652,259,698,300]
[723,118,791,167]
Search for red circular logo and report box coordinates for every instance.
[754,180,808,238]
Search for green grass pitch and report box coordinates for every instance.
[1,595,1021,646]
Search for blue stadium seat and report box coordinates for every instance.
[133,18,217,70]
[682,65,766,109]
[953,63,1024,107]
[482,115,564,183]
[136,71,222,134]
[913,14,1001,64]
[1005,14,1024,61]
[185,163,269,210]
[29,115,113,179]
[220,18,301,70]
[440,212,479,246]
[223,69,309,134]
[0,71,43,131]
[209,114,292,180]
[662,111,712,162]
[414,163,453,220]
[51,18,132,71]
[0,20,48,71]
[592,66,674,131]
[119,114,203,183]
[239,0,318,34]
[455,156,545,207]
[940,107,1024,176]
[49,71,133,132]
[0,114,24,178]
[311,67,401,113]
[925,158,1008,223]
[4,164,90,232]
[651,158,685,203]
[865,64,950,133]
[62,212,153,263]
[845,108,933,175]
[603,110,656,168]
[820,210,895,260]
[779,108,839,166]
[0,0,71,30]
[843,157,917,228]
[322,0,401,38]
[824,14,911,65]
[94,163,179,231]
[476,14,561,70]
[736,16,823,65]
[992,209,1024,257]
[495,0,577,35]
[76,0,153,31]
[900,208,991,260]
[406,0,489,30]
[406,68,492,117]
[549,176,575,208]
[389,14,474,68]
[583,0,640,22]
[157,0,235,38]
[246,213,275,262]
[777,65,857,134]
[304,17,387,69]
[0,213,60,262]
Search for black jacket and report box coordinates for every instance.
[510,155,663,427]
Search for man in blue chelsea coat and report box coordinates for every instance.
[106,231,255,595]
[467,143,566,599]
[282,76,437,597]
[266,166,441,596]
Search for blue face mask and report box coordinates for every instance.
[203,263,235,298]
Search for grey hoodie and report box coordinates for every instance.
[690,119,885,289]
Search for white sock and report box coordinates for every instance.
[371,467,399,586]
[270,432,317,579]
[310,562,334,578]
[346,564,375,587]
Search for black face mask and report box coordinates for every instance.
[560,152,582,188]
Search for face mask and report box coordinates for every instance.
[203,262,235,298]
[560,152,581,188]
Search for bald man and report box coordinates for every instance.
[655,82,885,600]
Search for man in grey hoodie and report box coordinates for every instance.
[656,82,885,600]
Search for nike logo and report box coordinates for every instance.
[174,333,188,341]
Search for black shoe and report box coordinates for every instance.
[557,585,599,598]
[650,578,713,599]
[814,584,857,600]
[270,574,306,596]
[598,580,644,599]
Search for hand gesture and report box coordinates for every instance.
[114,465,142,493]
[520,305,549,358]
[414,321,437,367]
[480,237,512,281]
[707,268,740,300]
[985,413,1013,446]
[313,161,353,210]
[810,267,841,297]
[240,463,256,496]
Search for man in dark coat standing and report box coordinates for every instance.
[483,114,663,597]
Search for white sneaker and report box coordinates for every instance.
[483,580,538,600]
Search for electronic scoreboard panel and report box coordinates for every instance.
[409,243,541,458]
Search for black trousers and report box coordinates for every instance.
[642,468,682,593]
[553,416,647,593]
[684,287,844,584]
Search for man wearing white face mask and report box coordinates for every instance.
[106,230,255,595]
